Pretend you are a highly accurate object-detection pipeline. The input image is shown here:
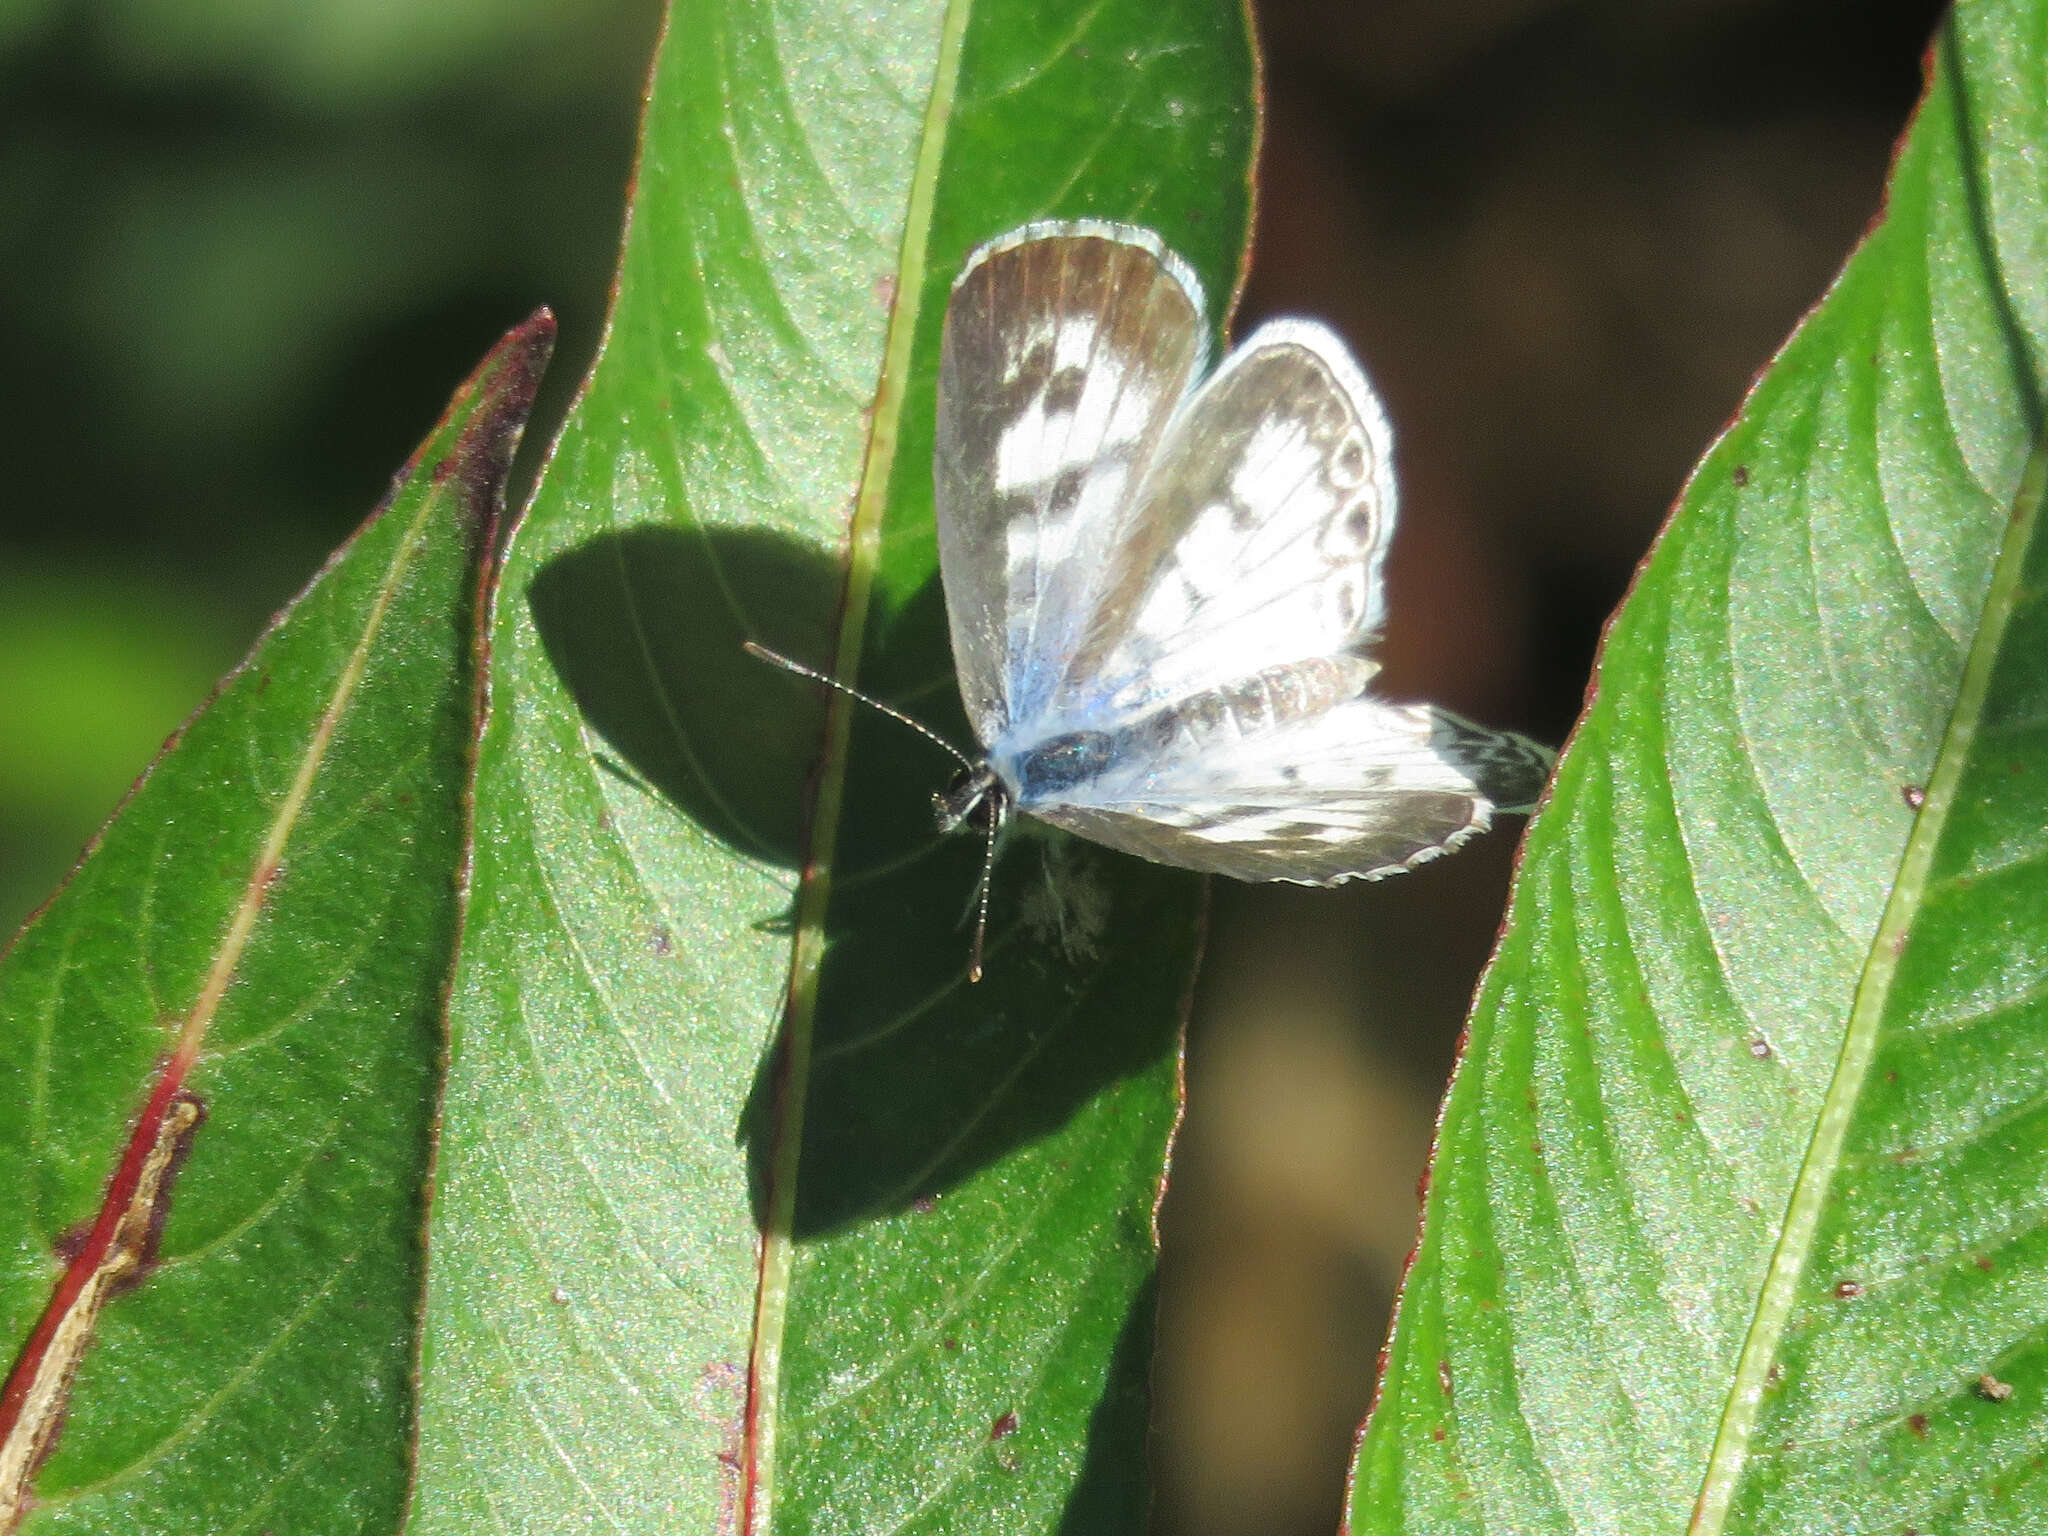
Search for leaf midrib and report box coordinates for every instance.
[0,457,453,1525]
[1686,407,2048,1532]
[739,4,974,1532]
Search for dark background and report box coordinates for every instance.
[0,2,1944,1533]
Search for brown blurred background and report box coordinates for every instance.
[0,1,1942,1533]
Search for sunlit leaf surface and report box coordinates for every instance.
[1350,8,2048,1532]
[0,315,551,1534]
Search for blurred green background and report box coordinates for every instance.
[0,2,1943,1534]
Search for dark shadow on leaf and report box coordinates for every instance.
[533,525,1199,1239]
[1058,1270,1160,1534]
[773,839,1195,1237]
[528,523,842,867]
[735,559,1203,1236]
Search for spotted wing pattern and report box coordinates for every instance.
[1043,319,1397,728]
[935,220,1208,744]
[1007,656,1553,884]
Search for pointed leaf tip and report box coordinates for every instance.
[0,316,536,1534]
[435,309,557,533]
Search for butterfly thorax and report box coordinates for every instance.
[938,725,1123,839]
[1009,729,1119,798]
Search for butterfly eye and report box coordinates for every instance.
[934,767,1001,834]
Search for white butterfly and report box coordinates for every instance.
[754,220,1550,978]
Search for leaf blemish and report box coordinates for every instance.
[0,1090,206,1525]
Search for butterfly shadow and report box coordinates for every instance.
[529,527,1199,1244]
[729,571,1204,1239]
[527,522,841,870]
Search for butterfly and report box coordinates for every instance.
[751,219,1552,979]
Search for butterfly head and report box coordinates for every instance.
[933,763,1008,836]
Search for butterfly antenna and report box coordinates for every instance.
[968,806,999,984]
[743,641,973,768]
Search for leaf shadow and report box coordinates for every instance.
[1058,1269,1161,1533]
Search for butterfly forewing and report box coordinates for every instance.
[935,221,1209,743]
[1049,320,1397,725]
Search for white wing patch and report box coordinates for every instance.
[935,220,1207,743]
[1044,323,1397,726]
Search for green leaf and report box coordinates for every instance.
[1349,6,2048,1532]
[0,313,553,1533]
[413,0,1252,1530]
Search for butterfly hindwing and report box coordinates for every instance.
[1022,681,1552,883]
[935,221,1209,743]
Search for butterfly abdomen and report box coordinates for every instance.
[1004,656,1374,808]
[1117,654,1374,758]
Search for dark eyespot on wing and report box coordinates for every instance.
[1043,364,1090,417]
